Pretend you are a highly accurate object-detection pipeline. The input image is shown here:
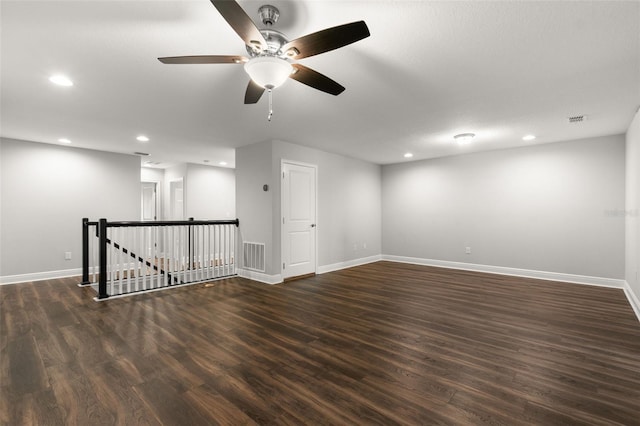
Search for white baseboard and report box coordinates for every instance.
[623,281,640,322]
[317,255,383,275]
[237,268,283,285]
[237,255,383,283]
[381,255,626,288]
[0,268,82,285]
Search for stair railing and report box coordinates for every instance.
[80,217,239,300]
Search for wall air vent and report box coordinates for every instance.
[134,151,150,156]
[567,115,587,124]
[243,242,265,272]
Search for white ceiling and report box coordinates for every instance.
[2,0,639,169]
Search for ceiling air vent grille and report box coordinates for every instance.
[567,115,587,123]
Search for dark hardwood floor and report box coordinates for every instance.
[1,261,640,425]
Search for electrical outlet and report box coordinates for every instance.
[64,252,72,260]
[465,247,471,254]
[363,242,367,249]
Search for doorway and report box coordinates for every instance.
[141,182,158,221]
[169,179,185,220]
[281,161,317,279]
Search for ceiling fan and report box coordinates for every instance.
[158,1,370,119]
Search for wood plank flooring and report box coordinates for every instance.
[1,261,639,425]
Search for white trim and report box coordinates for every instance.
[237,268,283,285]
[382,255,626,288]
[623,281,640,322]
[317,255,383,274]
[0,268,82,285]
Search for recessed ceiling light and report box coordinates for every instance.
[49,74,73,86]
[454,133,475,144]
[219,161,228,166]
[522,134,536,141]
[136,135,149,142]
[58,138,71,144]
[404,153,413,158]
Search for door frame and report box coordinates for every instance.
[141,181,160,221]
[280,159,318,278]
[169,178,185,220]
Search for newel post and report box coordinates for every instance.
[97,218,109,300]
[79,218,91,286]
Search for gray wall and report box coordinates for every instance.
[236,141,275,274]
[382,135,626,279]
[236,140,382,277]
[186,163,235,220]
[271,140,382,271]
[626,110,640,300]
[160,163,235,221]
[0,138,140,278]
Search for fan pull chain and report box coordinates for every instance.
[268,89,273,121]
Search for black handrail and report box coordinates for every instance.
[105,219,239,227]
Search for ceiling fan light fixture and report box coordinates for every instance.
[244,56,292,89]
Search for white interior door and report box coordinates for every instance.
[141,182,157,221]
[282,161,317,279]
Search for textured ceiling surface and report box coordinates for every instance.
[1,0,639,168]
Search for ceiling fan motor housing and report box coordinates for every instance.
[246,29,289,57]
[245,5,289,57]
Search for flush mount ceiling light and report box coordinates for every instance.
[58,138,71,144]
[522,134,536,141]
[404,153,413,158]
[454,133,475,144]
[49,74,73,86]
[219,161,228,166]
[136,135,150,142]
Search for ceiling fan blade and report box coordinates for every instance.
[281,21,370,60]
[244,80,265,104]
[158,55,248,64]
[289,64,345,96]
[210,0,267,52]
